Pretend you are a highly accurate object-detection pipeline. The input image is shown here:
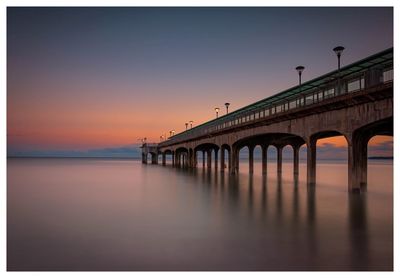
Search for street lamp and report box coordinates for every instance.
[172,130,175,136]
[185,122,188,130]
[333,46,345,95]
[189,120,193,129]
[215,107,220,118]
[295,66,305,86]
[225,102,230,114]
[169,130,173,137]
[333,46,345,72]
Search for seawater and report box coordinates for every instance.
[7,158,393,270]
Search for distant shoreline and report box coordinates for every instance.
[7,156,393,160]
[368,156,393,160]
[7,156,141,160]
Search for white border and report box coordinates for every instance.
[1,0,398,277]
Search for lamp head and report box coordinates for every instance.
[295,66,305,74]
[333,46,345,56]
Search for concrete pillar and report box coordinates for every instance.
[207,149,212,169]
[348,134,368,192]
[162,153,166,166]
[227,149,232,172]
[172,151,175,166]
[151,153,158,164]
[176,153,181,167]
[262,145,268,176]
[249,145,254,174]
[277,146,283,175]
[307,138,317,185]
[202,151,206,168]
[293,145,300,176]
[214,149,218,171]
[220,147,225,172]
[230,147,239,175]
[193,151,198,168]
[188,150,193,168]
[142,153,147,164]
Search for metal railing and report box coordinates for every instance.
[159,48,393,147]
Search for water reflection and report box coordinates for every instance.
[7,159,392,270]
[348,194,369,270]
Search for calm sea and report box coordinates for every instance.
[7,158,393,270]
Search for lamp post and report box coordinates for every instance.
[189,120,193,129]
[333,46,345,95]
[185,122,188,131]
[295,66,305,86]
[215,107,220,118]
[225,102,230,114]
[169,131,173,137]
[333,46,345,72]
[172,130,175,136]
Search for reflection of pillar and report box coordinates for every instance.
[348,194,369,268]
[307,138,317,185]
[202,151,205,168]
[162,153,166,166]
[262,145,268,175]
[207,149,212,169]
[348,134,368,192]
[220,147,225,172]
[214,149,218,171]
[293,145,300,176]
[249,145,254,174]
[277,146,283,175]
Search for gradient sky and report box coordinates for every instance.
[7,7,393,157]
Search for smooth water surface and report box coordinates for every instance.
[7,158,393,270]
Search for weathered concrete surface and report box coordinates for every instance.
[151,85,392,192]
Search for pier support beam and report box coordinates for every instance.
[207,150,212,169]
[214,149,218,171]
[220,147,225,172]
[151,153,158,164]
[293,145,300,177]
[162,153,166,166]
[230,146,239,175]
[348,134,368,192]
[193,151,197,168]
[307,138,317,186]
[262,145,268,176]
[202,151,206,168]
[277,146,283,175]
[249,145,254,174]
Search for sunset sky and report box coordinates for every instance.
[7,7,393,158]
